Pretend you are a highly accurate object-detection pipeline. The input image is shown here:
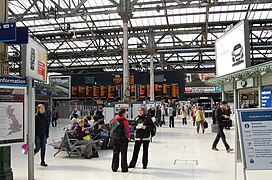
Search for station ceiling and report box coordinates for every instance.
[7,0,272,75]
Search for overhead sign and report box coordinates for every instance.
[22,38,47,82]
[237,109,272,170]
[0,23,16,42]
[261,88,271,108]
[216,20,250,77]
[185,87,221,93]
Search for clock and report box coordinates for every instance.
[241,80,247,87]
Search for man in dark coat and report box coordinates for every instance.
[211,101,233,153]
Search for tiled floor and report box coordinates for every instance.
[10,117,272,180]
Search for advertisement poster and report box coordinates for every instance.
[50,76,71,99]
[237,109,272,170]
[24,37,47,82]
[0,87,25,146]
[216,20,250,77]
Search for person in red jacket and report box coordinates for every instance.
[110,108,130,173]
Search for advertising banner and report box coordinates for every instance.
[216,20,250,77]
[0,86,26,146]
[23,37,47,82]
[237,109,272,170]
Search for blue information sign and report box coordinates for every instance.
[0,23,16,42]
[261,88,271,108]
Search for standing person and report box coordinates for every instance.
[161,104,166,125]
[191,105,197,126]
[155,105,162,127]
[195,107,205,134]
[212,101,233,153]
[168,106,175,128]
[34,104,49,167]
[181,106,188,125]
[128,107,156,169]
[51,107,57,127]
[110,108,130,173]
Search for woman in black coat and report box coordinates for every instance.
[128,107,156,169]
[34,104,49,167]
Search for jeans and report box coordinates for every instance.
[34,134,47,163]
[99,132,109,150]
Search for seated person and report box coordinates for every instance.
[83,115,92,127]
[92,119,110,150]
[72,119,98,159]
[63,118,78,131]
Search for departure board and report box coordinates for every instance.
[130,75,135,85]
[93,86,100,98]
[71,86,78,99]
[130,85,136,99]
[100,85,107,99]
[163,84,171,98]
[147,84,150,98]
[78,86,86,99]
[155,84,163,99]
[139,85,146,99]
[108,85,116,99]
[86,86,93,98]
[171,84,179,98]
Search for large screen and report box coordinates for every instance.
[215,20,250,77]
[50,76,71,99]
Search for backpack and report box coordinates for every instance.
[110,119,124,140]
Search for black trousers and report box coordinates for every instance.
[52,118,57,127]
[112,139,128,172]
[182,118,187,125]
[212,126,230,150]
[129,140,150,167]
[169,116,174,128]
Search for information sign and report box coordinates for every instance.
[237,109,272,170]
[0,85,26,146]
[261,88,271,108]
[0,23,16,42]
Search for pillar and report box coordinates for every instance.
[118,0,133,102]
[0,0,13,179]
[148,29,155,101]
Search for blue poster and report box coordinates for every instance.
[261,88,271,108]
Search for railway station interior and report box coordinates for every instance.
[0,0,272,180]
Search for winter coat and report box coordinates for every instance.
[132,115,156,141]
[35,112,49,138]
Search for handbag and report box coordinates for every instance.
[204,121,208,129]
[83,135,91,141]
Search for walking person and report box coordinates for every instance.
[110,108,130,173]
[128,107,156,169]
[155,105,162,127]
[161,104,166,125]
[191,105,197,126]
[195,107,205,134]
[34,104,50,167]
[212,101,233,153]
[181,106,187,125]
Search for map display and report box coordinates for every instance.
[0,87,25,146]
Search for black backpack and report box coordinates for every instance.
[110,120,124,140]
